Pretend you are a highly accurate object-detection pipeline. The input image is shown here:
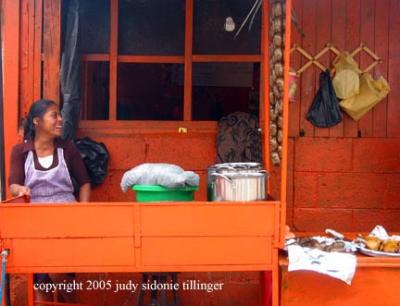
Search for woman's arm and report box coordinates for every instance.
[79,183,91,202]
[9,184,31,197]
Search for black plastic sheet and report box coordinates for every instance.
[74,137,109,186]
[60,0,81,141]
[307,70,342,128]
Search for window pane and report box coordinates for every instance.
[118,0,185,55]
[192,63,260,120]
[79,0,110,53]
[81,62,109,120]
[193,0,261,54]
[117,64,184,120]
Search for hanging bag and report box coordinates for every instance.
[306,70,342,128]
[339,73,390,121]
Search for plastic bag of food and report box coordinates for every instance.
[120,163,200,192]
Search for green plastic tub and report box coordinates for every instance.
[132,185,198,202]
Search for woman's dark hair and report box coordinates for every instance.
[24,99,58,140]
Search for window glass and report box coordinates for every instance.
[117,64,184,120]
[119,0,185,55]
[193,0,261,54]
[79,0,110,53]
[192,63,260,120]
[81,62,109,120]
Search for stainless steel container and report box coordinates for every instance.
[211,172,267,201]
[207,162,268,201]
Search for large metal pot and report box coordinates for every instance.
[207,162,263,200]
[210,172,267,201]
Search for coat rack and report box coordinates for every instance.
[290,43,382,76]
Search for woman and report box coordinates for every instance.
[9,99,90,202]
[8,99,90,303]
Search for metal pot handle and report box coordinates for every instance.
[211,172,233,183]
[258,170,270,176]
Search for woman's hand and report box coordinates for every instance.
[10,184,31,197]
[79,183,91,202]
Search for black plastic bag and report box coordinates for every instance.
[307,70,342,128]
[74,137,109,186]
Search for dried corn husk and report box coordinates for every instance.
[277,130,283,144]
[276,78,284,91]
[272,2,283,17]
[273,34,283,47]
[272,48,283,62]
[270,123,278,137]
[270,137,278,151]
[271,152,281,165]
[277,116,283,128]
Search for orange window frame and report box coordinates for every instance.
[80,0,269,126]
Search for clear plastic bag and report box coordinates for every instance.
[120,163,200,192]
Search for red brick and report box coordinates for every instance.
[351,210,400,233]
[203,283,262,306]
[353,139,400,172]
[286,138,295,208]
[10,274,28,306]
[107,170,135,202]
[295,138,352,172]
[230,272,261,284]
[269,165,281,200]
[194,170,207,201]
[293,208,353,232]
[384,175,400,208]
[85,135,147,171]
[146,134,216,170]
[286,208,294,230]
[318,173,386,209]
[294,172,319,208]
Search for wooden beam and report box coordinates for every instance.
[118,55,184,63]
[43,0,61,102]
[109,0,118,120]
[261,0,270,173]
[2,0,20,197]
[183,0,193,121]
[279,0,293,248]
[192,55,262,62]
[81,54,110,61]
[20,0,30,118]
[33,0,42,100]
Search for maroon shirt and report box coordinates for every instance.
[8,138,90,188]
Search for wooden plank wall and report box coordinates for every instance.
[287,0,400,233]
[289,0,398,138]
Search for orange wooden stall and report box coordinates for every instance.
[0,1,293,306]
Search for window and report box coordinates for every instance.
[74,0,266,122]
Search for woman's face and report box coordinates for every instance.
[34,104,63,137]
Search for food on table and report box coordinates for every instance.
[381,239,399,253]
[362,236,382,251]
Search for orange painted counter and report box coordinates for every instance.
[279,251,400,306]
[0,201,281,273]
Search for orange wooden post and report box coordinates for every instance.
[279,0,292,247]
[1,0,20,198]
[183,0,193,121]
[109,0,118,120]
[27,274,34,306]
[43,0,61,102]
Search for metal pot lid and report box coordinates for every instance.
[212,172,267,178]
[212,162,262,170]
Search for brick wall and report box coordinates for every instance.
[287,138,400,232]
